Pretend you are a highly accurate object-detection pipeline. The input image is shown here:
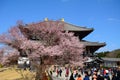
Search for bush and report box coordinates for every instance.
[0,63,3,68]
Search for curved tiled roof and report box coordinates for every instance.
[64,22,94,31]
[80,40,106,47]
[23,21,94,31]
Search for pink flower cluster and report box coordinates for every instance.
[0,20,85,66]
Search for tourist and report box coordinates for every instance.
[73,70,78,79]
[92,71,97,80]
[59,68,62,77]
[104,73,110,80]
[81,68,84,75]
[50,69,52,75]
[97,72,104,80]
[56,68,59,77]
[92,74,97,80]
[77,74,82,80]
[83,71,90,80]
[112,73,117,80]
[69,73,75,80]
[116,68,120,80]
[23,61,27,70]
[65,68,69,77]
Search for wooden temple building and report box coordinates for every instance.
[18,18,106,68]
[18,18,106,57]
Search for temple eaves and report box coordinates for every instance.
[80,40,106,53]
[80,40,106,47]
[64,22,94,31]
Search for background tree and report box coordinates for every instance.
[95,51,110,57]
[96,49,120,58]
[0,20,85,80]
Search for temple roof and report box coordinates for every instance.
[64,22,94,39]
[81,40,106,53]
[80,40,106,47]
[23,21,93,32]
[64,22,93,31]
[19,21,94,40]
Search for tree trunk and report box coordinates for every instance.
[35,66,42,80]
[35,57,49,80]
[35,65,49,80]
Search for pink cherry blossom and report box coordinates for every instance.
[0,20,86,79]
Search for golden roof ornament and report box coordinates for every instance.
[61,18,64,22]
[44,18,48,21]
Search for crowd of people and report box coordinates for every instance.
[49,65,120,80]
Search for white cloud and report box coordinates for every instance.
[107,18,120,22]
[107,18,115,21]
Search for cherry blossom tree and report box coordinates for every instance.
[0,47,19,66]
[0,20,85,80]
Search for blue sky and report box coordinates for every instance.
[0,0,120,52]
